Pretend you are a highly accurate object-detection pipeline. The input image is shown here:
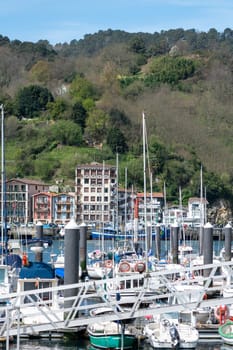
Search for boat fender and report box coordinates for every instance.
[134,261,146,273]
[104,260,113,268]
[215,305,230,324]
[203,293,208,300]
[22,253,28,266]
[119,261,130,273]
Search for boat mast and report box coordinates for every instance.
[124,167,127,246]
[1,105,6,263]
[199,165,204,255]
[142,112,148,271]
[101,160,105,255]
[115,153,119,234]
[179,186,185,243]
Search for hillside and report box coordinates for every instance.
[0,28,233,208]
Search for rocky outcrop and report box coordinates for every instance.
[207,199,232,226]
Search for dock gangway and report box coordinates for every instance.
[0,259,233,346]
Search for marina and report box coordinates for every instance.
[0,232,232,349]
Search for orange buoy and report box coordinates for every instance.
[22,253,28,266]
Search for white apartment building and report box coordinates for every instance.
[75,162,117,224]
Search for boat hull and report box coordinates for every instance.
[89,333,136,349]
[87,322,136,349]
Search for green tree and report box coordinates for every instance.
[15,85,54,118]
[49,120,83,146]
[46,98,68,120]
[85,109,109,144]
[106,128,128,154]
[70,76,98,101]
[71,101,87,131]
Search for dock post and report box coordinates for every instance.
[224,223,232,261]
[171,223,179,264]
[79,222,87,277]
[64,218,80,311]
[155,224,161,260]
[35,221,43,262]
[199,226,204,256]
[203,222,213,281]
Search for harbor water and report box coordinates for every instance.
[8,238,226,350]
[6,337,225,349]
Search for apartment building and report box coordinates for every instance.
[4,178,49,224]
[52,193,74,224]
[32,192,75,224]
[75,162,116,224]
[134,192,164,226]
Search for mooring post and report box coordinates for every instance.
[224,222,232,262]
[64,218,80,311]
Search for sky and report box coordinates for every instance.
[0,0,233,45]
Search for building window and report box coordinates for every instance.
[97,179,102,185]
[91,188,95,192]
[104,188,108,193]
[84,187,89,192]
[104,196,108,202]
[84,178,89,184]
[91,196,95,202]
[84,205,89,210]
[97,188,102,193]
[84,196,89,202]
[91,179,96,185]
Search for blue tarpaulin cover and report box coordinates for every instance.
[55,267,64,279]
[19,261,55,279]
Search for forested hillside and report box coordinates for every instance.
[1,28,233,207]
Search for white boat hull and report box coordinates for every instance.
[144,319,199,349]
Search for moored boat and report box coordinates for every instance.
[144,316,199,349]
[87,320,136,349]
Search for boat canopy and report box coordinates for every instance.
[19,261,55,279]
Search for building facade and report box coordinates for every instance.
[32,192,53,223]
[53,193,74,224]
[4,178,49,224]
[75,162,117,224]
[32,192,75,224]
[134,192,163,228]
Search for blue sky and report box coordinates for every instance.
[1,0,233,45]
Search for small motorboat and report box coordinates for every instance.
[144,317,199,349]
[87,320,136,349]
